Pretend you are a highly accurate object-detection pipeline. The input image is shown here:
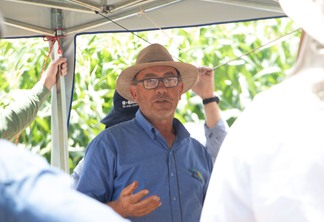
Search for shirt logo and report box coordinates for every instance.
[188,168,203,183]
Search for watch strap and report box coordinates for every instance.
[202,96,220,105]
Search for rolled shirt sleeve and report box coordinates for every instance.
[205,118,229,163]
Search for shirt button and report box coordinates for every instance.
[171,173,174,176]
[173,197,176,201]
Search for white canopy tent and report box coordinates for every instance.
[0,0,286,173]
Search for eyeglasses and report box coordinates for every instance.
[135,76,181,90]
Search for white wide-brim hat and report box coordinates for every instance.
[116,43,198,101]
[279,0,324,45]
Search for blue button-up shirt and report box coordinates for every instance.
[77,111,213,222]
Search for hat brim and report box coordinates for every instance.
[279,0,324,45]
[116,61,198,101]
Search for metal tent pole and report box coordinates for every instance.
[50,8,69,173]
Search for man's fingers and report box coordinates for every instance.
[134,195,161,209]
[129,195,161,217]
[115,182,161,217]
[55,57,67,65]
[60,62,68,76]
[51,57,68,76]
[199,67,213,76]
[128,188,150,203]
[121,181,138,196]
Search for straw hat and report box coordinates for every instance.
[279,0,324,45]
[116,43,198,101]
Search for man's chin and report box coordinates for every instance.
[153,102,172,110]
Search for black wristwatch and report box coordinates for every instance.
[202,96,220,105]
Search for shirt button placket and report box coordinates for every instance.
[168,150,181,221]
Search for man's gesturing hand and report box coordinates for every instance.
[107,181,161,218]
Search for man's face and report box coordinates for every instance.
[130,65,184,121]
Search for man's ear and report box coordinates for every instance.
[179,82,184,95]
[130,85,138,101]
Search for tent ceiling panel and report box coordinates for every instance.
[1,0,285,38]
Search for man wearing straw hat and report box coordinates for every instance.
[72,73,228,188]
[76,43,219,221]
[200,0,324,221]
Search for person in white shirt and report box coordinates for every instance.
[200,0,324,221]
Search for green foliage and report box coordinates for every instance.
[0,18,301,171]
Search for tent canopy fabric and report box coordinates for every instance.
[0,0,287,172]
[1,0,284,38]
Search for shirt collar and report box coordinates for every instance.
[135,110,190,140]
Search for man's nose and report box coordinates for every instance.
[155,79,167,93]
